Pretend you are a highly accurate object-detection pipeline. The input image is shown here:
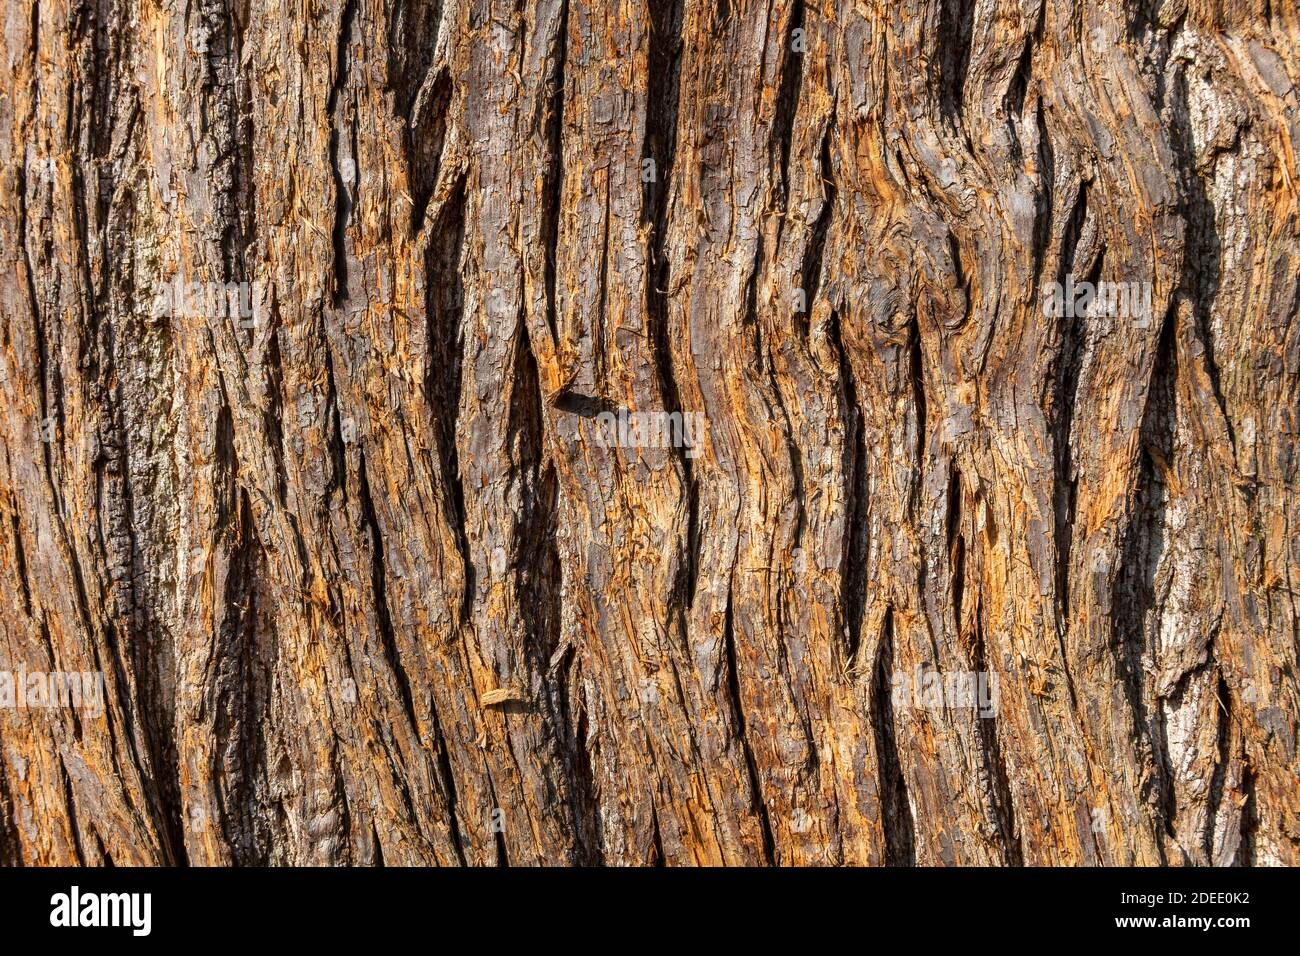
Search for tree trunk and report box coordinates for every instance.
[1,0,1297,866]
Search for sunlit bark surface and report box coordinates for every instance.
[1,0,1297,865]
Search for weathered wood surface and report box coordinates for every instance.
[0,0,1297,865]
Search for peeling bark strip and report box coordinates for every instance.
[0,0,1297,867]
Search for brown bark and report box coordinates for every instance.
[0,0,1297,865]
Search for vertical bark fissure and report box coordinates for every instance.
[832,309,868,667]
[57,754,87,866]
[1205,669,1234,859]
[722,592,776,864]
[329,0,359,305]
[773,0,807,246]
[644,0,694,613]
[1167,62,1231,455]
[421,175,472,627]
[800,118,836,338]
[518,312,597,864]
[541,0,569,345]
[212,488,266,865]
[906,312,928,516]
[0,755,19,865]
[972,597,1022,865]
[1114,296,1180,854]
[357,451,421,740]
[1051,180,1090,641]
[871,606,916,864]
[7,510,33,617]
[936,0,976,126]
[1030,102,1054,294]
[947,463,964,638]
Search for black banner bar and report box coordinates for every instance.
[0,866,1284,945]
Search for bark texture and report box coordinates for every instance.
[1,0,1298,866]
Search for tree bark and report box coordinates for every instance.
[1,0,1297,866]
